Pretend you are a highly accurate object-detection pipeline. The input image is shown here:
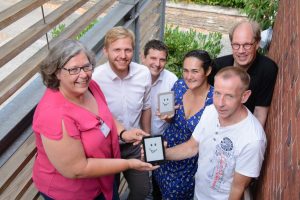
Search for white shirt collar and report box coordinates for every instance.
[106,61,139,80]
[152,69,165,86]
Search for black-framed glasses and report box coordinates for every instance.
[231,42,256,50]
[61,64,93,75]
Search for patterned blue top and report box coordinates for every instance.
[154,79,214,200]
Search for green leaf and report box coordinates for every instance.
[164,25,223,77]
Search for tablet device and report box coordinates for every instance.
[158,91,175,116]
[142,135,165,164]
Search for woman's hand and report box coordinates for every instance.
[122,129,150,145]
[156,105,180,122]
[127,159,159,171]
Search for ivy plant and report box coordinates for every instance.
[51,24,66,38]
[50,19,99,40]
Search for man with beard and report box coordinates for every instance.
[94,26,151,200]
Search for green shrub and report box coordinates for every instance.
[192,0,244,8]
[243,0,278,29]
[164,25,223,77]
[169,0,245,8]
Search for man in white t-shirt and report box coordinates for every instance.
[164,66,266,200]
[93,27,151,200]
[142,39,177,199]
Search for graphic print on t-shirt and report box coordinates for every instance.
[207,137,235,192]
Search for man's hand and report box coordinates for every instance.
[122,128,150,145]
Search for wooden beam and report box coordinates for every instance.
[0,0,49,30]
[0,133,36,194]
[19,182,40,200]
[140,14,160,37]
[0,0,89,68]
[141,26,160,46]
[0,0,115,105]
[0,158,35,199]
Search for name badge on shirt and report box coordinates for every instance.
[99,119,110,138]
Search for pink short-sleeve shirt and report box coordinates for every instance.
[32,80,120,200]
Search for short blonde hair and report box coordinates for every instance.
[104,26,135,48]
[215,66,250,91]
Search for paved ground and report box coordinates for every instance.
[165,2,247,56]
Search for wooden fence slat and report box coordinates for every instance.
[140,14,160,37]
[0,158,35,200]
[0,0,49,30]
[0,133,36,194]
[19,180,39,200]
[118,173,128,196]
[139,1,160,22]
[141,26,160,48]
[0,51,46,105]
[0,0,89,68]
[0,0,115,105]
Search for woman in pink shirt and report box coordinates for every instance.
[33,39,157,200]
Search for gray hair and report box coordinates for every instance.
[229,20,261,42]
[40,39,96,89]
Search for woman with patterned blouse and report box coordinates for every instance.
[153,50,214,200]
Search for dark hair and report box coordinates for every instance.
[183,50,212,73]
[40,39,96,89]
[215,66,250,91]
[143,39,168,58]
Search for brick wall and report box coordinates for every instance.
[255,0,300,199]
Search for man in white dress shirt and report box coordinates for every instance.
[142,39,178,136]
[164,66,266,200]
[93,26,151,200]
[142,39,177,199]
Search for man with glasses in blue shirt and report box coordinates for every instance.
[208,20,278,127]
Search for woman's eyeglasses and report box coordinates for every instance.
[61,64,93,75]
